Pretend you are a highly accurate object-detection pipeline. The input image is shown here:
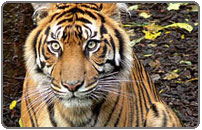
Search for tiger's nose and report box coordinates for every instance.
[61,80,84,92]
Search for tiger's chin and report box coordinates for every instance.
[60,97,93,108]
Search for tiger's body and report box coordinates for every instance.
[21,3,181,127]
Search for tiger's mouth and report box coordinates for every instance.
[50,79,101,106]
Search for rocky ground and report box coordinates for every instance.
[3,3,198,127]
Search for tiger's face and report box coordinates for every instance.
[25,3,133,108]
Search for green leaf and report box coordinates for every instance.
[144,54,152,57]
[167,3,184,11]
[179,60,192,66]
[128,5,139,10]
[129,36,144,47]
[19,118,23,127]
[139,12,152,19]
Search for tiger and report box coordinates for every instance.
[21,3,182,127]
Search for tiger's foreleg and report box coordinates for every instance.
[144,102,182,127]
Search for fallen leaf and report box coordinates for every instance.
[19,118,23,127]
[9,100,17,110]
[189,5,198,12]
[144,54,152,57]
[129,36,144,47]
[167,3,184,11]
[139,12,152,19]
[164,44,170,48]
[181,34,185,39]
[142,30,161,40]
[164,23,193,33]
[159,89,164,94]
[163,69,179,80]
[175,80,185,84]
[145,23,164,33]
[151,74,161,82]
[186,77,198,82]
[179,60,192,66]
[128,5,139,10]
[163,73,179,80]
[148,44,157,47]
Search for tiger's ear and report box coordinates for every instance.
[99,3,130,22]
[31,3,51,25]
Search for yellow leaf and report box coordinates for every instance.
[145,23,164,33]
[175,80,184,84]
[9,100,17,110]
[173,69,179,73]
[167,3,184,11]
[181,34,185,39]
[139,12,152,19]
[164,44,169,48]
[142,30,161,40]
[163,73,179,80]
[186,77,198,82]
[190,5,198,12]
[144,54,152,57]
[164,23,193,33]
[148,44,157,47]
[19,118,23,127]
[159,89,164,94]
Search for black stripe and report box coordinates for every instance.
[109,36,116,64]
[100,24,107,38]
[57,18,73,25]
[42,47,50,60]
[127,78,135,126]
[33,30,42,59]
[47,103,57,127]
[25,88,35,127]
[132,73,141,127]
[57,5,70,9]
[80,4,99,11]
[136,77,144,125]
[114,29,124,60]
[92,31,97,38]
[92,98,106,126]
[84,10,97,19]
[91,63,103,75]
[98,44,107,58]
[68,7,85,14]
[104,92,120,126]
[96,12,105,23]
[162,111,168,127]
[75,25,83,39]
[40,61,45,69]
[36,65,43,74]
[77,17,92,24]
[45,26,50,36]
[134,63,149,115]
[138,65,152,105]
[114,97,124,127]
[49,13,60,23]
[151,103,159,117]
[83,25,92,37]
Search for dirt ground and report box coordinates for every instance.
[3,3,198,127]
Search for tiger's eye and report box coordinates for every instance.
[51,42,60,51]
[87,41,97,50]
